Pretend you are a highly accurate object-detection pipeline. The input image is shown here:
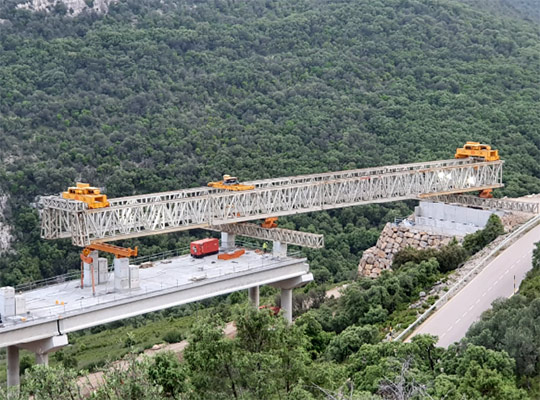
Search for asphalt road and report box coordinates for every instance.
[408,222,540,348]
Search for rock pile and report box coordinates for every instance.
[358,223,453,277]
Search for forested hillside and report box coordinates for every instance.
[0,0,539,281]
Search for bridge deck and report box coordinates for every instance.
[0,249,307,347]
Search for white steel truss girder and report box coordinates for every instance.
[207,223,324,248]
[40,160,503,246]
[431,194,539,214]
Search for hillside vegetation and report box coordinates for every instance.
[0,1,539,396]
[0,0,539,284]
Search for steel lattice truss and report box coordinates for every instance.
[431,194,539,214]
[207,223,324,248]
[40,159,503,246]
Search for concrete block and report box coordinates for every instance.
[0,287,16,317]
[98,258,108,284]
[129,279,140,289]
[220,232,235,250]
[0,287,15,298]
[114,258,129,279]
[4,303,15,317]
[15,295,26,315]
[114,277,130,291]
[83,262,98,287]
[129,265,139,281]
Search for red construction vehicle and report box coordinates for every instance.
[259,305,281,316]
[190,238,219,258]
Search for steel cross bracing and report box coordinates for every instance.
[40,159,503,246]
[431,194,539,214]
[207,223,324,249]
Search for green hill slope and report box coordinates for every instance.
[0,0,539,283]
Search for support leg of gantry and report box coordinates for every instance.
[272,241,287,258]
[221,232,236,250]
[248,286,259,308]
[269,273,314,324]
[7,345,20,387]
[83,250,99,288]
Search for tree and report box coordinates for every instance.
[184,306,312,399]
[326,325,379,362]
[443,345,528,400]
[465,295,540,379]
[147,351,188,397]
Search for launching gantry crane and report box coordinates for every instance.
[454,141,499,198]
[40,142,504,292]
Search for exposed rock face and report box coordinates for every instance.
[358,223,453,278]
[0,194,13,254]
[17,0,116,16]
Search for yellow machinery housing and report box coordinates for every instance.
[208,174,255,191]
[62,183,109,209]
[455,141,499,162]
[261,217,278,228]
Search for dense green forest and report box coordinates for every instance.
[0,0,539,284]
[0,0,539,397]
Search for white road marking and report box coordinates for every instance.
[456,318,461,324]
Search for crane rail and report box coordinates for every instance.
[40,159,503,246]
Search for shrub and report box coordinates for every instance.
[463,214,504,254]
[162,329,184,344]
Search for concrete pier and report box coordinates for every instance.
[35,353,48,365]
[17,334,69,367]
[270,273,314,324]
[248,286,259,308]
[7,346,19,387]
[280,288,293,323]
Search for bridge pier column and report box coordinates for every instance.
[280,288,293,323]
[35,352,49,365]
[7,345,19,387]
[269,272,313,324]
[248,286,259,308]
[221,232,236,250]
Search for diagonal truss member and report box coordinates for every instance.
[39,159,503,247]
[207,223,324,249]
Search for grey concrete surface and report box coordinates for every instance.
[0,249,310,349]
[414,201,500,236]
[408,223,540,347]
